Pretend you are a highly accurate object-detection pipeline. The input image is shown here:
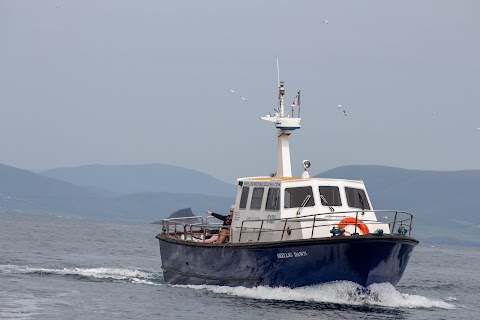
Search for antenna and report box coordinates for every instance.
[276,58,285,117]
[276,58,280,87]
[260,60,302,178]
[297,90,301,117]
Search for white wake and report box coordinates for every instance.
[0,264,162,285]
[178,281,455,310]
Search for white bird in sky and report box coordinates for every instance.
[322,19,328,24]
[228,89,248,102]
[338,104,348,116]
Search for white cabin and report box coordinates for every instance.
[229,176,391,243]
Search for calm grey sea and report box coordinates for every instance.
[0,213,478,320]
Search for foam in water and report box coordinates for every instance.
[0,264,162,286]
[178,281,456,310]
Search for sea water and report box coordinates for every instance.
[0,213,478,320]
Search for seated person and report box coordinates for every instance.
[204,205,234,243]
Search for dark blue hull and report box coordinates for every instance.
[156,235,418,288]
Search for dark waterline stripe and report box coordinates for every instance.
[161,266,262,282]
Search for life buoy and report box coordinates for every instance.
[337,217,369,235]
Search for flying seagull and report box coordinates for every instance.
[338,104,348,116]
[228,89,248,102]
[322,19,328,24]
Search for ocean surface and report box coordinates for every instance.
[1,213,478,320]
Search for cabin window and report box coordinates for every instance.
[345,187,371,210]
[318,186,342,206]
[284,186,315,208]
[265,187,280,211]
[250,187,264,210]
[239,187,250,209]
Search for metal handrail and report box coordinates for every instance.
[161,210,415,242]
[238,209,414,242]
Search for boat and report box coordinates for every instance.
[156,74,419,288]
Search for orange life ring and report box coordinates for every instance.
[338,217,369,235]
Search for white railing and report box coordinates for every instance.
[159,210,414,243]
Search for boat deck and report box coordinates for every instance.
[159,210,414,244]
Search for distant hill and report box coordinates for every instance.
[0,163,233,222]
[166,207,195,219]
[0,163,109,218]
[152,207,200,224]
[112,192,232,222]
[40,164,234,197]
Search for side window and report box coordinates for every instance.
[284,187,315,208]
[319,186,342,206]
[265,187,280,211]
[250,187,264,210]
[345,187,371,210]
[239,187,250,209]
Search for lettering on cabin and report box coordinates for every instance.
[243,181,281,187]
[266,215,276,224]
[277,251,308,259]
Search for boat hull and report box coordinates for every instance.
[156,235,418,288]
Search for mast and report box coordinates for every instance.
[261,64,301,178]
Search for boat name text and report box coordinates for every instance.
[277,251,308,259]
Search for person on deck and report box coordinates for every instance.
[203,205,234,243]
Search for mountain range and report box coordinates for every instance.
[41,164,234,197]
[0,163,233,222]
[0,162,479,246]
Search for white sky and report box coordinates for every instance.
[1,0,479,183]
